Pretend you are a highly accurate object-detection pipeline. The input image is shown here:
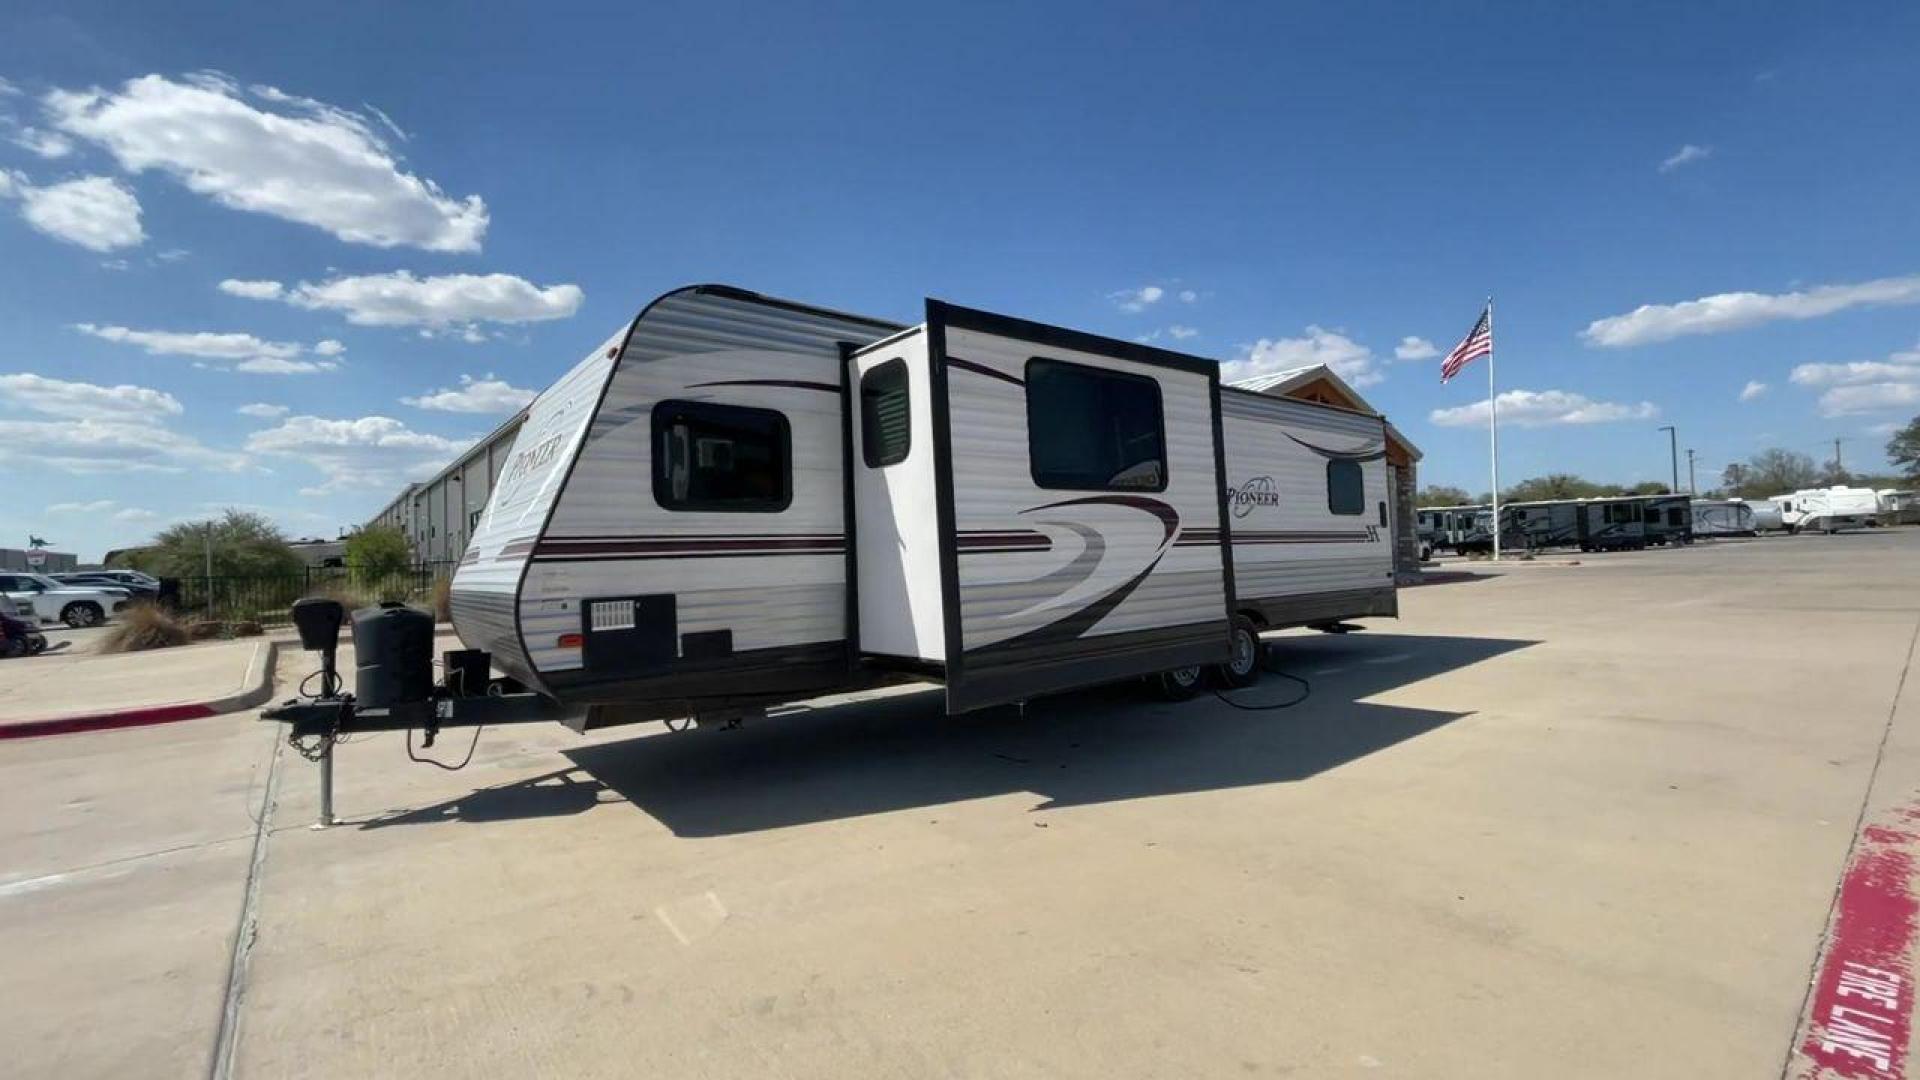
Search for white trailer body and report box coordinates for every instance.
[451,285,1398,725]
[1775,487,1880,533]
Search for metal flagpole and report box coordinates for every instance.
[1487,297,1500,562]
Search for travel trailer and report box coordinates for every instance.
[290,284,1397,741]
[1773,487,1880,533]
[1641,494,1693,546]
[1690,499,1757,537]
[1574,497,1647,551]
[1417,504,1485,555]
[1877,490,1918,526]
[1733,498,1786,532]
[1507,501,1580,549]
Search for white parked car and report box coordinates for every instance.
[0,572,133,628]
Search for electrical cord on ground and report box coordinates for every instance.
[1208,651,1313,711]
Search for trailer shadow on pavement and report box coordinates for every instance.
[361,631,1534,837]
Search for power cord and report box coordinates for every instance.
[1208,650,1313,711]
[404,657,482,770]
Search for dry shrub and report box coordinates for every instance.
[99,604,191,653]
[431,578,453,623]
[188,620,225,641]
[231,620,264,637]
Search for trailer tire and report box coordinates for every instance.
[1150,665,1204,702]
[1212,616,1264,689]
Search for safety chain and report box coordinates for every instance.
[288,724,336,762]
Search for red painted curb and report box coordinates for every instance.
[1799,806,1920,1079]
[0,702,220,741]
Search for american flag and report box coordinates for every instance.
[1440,305,1492,383]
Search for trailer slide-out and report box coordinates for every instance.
[263,285,1401,773]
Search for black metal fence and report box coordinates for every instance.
[159,563,458,627]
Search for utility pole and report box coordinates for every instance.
[1834,438,1844,474]
[1686,449,1697,495]
[1658,425,1679,493]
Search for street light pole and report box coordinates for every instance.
[1658,426,1679,493]
[1686,449,1697,495]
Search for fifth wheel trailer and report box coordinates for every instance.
[410,284,1401,732]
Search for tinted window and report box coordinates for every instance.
[860,357,911,468]
[1327,460,1364,515]
[1024,358,1165,491]
[1667,508,1684,526]
[652,400,791,512]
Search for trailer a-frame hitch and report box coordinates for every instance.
[262,598,577,828]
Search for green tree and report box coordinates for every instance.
[1625,480,1672,496]
[1888,415,1920,481]
[1417,484,1473,506]
[147,510,303,579]
[1502,473,1613,502]
[345,525,413,579]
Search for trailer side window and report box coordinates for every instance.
[652,400,792,512]
[860,358,912,468]
[1326,460,1364,515]
[1024,357,1166,491]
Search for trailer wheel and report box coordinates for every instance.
[1212,616,1263,689]
[1150,665,1204,701]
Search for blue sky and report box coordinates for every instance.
[3,2,1918,559]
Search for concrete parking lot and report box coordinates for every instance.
[3,531,1917,1078]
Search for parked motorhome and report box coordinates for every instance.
[1641,494,1693,546]
[1773,487,1880,533]
[445,285,1401,728]
[1574,497,1647,551]
[1691,499,1757,537]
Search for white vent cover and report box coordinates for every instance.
[589,600,635,632]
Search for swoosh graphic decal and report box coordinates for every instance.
[970,551,1169,656]
[1020,494,1179,547]
[1284,433,1387,462]
[685,378,840,394]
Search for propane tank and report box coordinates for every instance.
[352,602,434,708]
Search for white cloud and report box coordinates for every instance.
[402,374,537,413]
[0,372,182,420]
[4,174,145,251]
[1394,336,1438,361]
[75,322,342,373]
[46,73,487,251]
[1178,290,1198,304]
[229,270,583,329]
[1581,273,1920,348]
[1738,380,1768,402]
[218,278,285,300]
[113,507,158,523]
[1165,325,1199,341]
[1790,340,1920,416]
[1225,326,1383,388]
[237,402,289,418]
[47,499,116,514]
[1867,421,1904,437]
[1659,144,1712,173]
[0,373,243,474]
[1109,285,1165,313]
[1429,388,1659,429]
[11,126,73,158]
[237,356,337,374]
[245,414,464,495]
[0,76,21,97]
